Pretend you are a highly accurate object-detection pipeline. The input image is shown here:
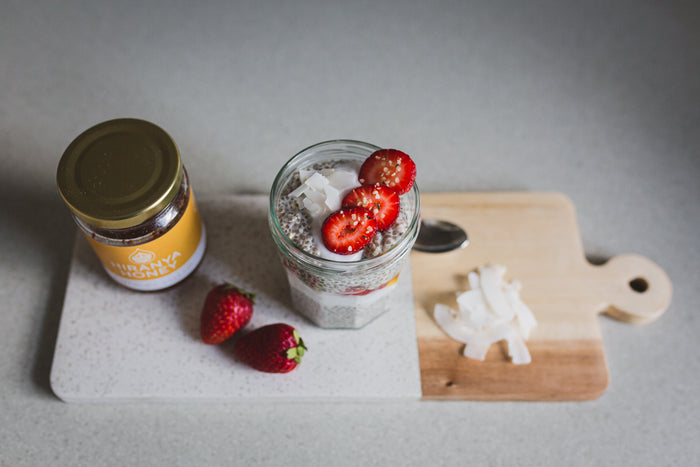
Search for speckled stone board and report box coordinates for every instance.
[50,195,421,402]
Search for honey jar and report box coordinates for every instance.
[57,118,206,291]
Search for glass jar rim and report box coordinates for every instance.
[268,139,421,274]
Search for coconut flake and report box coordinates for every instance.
[323,185,341,211]
[504,327,531,364]
[467,271,481,290]
[288,168,357,219]
[433,264,537,364]
[323,168,358,193]
[478,265,514,321]
[504,283,537,331]
[288,183,309,199]
[456,289,497,329]
[462,323,511,361]
[298,168,315,183]
[302,197,323,217]
[433,304,475,343]
[462,341,491,361]
[305,172,328,190]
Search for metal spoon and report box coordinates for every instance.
[413,219,469,253]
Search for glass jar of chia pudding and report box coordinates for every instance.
[57,118,207,291]
[268,140,421,328]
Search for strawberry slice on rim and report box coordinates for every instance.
[358,149,416,195]
[321,207,378,255]
[342,185,400,231]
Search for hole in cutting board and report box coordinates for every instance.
[629,277,649,293]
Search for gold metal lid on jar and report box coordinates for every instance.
[57,118,183,229]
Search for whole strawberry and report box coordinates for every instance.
[200,283,255,345]
[234,323,307,373]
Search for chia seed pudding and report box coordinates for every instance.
[275,160,410,260]
[268,140,420,329]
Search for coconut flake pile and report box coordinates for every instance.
[287,167,363,262]
[434,264,537,364]
[288,168,358,218]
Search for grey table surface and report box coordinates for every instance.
[1,0,698,465]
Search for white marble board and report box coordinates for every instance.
[50,195,422,402]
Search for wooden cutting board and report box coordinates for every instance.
[411,192,672,401]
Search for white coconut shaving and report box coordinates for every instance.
[433,264,537,364]
[289,168,358,218]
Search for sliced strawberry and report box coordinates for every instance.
[321,207,377,255]
[343,275,399,295]
[342,185,400,231]
[358,149,417,195]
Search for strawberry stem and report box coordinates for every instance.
[221,283,256,304]
[286,330,308,364]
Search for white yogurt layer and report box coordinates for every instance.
[286,270,399,327]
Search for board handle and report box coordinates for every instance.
[594,254,672,324]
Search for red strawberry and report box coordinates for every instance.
[342,185,400,231]
[321,207,378,255]
[358,149,417,195]
[200,283,255,345]
[234,323,307,373]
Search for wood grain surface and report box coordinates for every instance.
[411,192,672,401]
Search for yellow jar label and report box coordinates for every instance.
[85,191,204,285]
